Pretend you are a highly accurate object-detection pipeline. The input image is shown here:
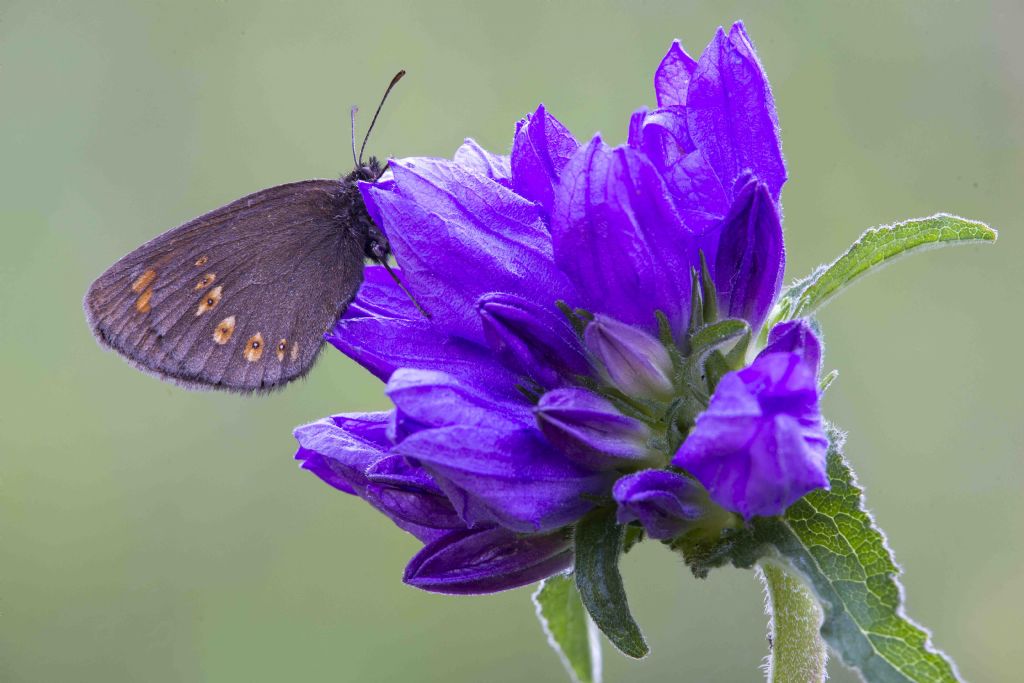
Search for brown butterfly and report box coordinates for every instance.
[83,72,420,393]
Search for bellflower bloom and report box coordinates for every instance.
[294,21,828,594]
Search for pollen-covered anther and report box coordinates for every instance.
[244,333,264,362]
[195,285,223,316]
[213,316,236,344]
[194,273,216,290]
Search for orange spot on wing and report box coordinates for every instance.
[213,316,236,344]
[194,273,217,290]
[244,333,264,362]
[135,287,153,313]
[276,339,288,361]
[195,255,209,267]
[195,285,223,316]
[131,269,157,293]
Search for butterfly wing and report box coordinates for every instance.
[84,179,366,393]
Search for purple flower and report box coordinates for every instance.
[613,470,705,540]
[535,387,653,470]
[295,22,826,593]
[674,351,829,519]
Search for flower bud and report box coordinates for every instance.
[584,315,674,399]
[613,470,705,540]
[760,319,822,373]
[404,526,573,595]
[535,387,653,470]
[478,293,588,388]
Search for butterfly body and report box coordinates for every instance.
[84,158,389,393]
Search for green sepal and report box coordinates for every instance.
[533,573,601,683]
[699,251,718,324]
[574,508,649,659]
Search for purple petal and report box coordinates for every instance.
[453,138,512,184]
[535,387,652,470]
[712,177,785,331]
[386,368,533,441]
[613,470,705,540]
[391,426,612,533]
[634,107,729,236]
[364,456,464,530]
[673,352,829,519]
[551,137,694,334]
[404,526,573,595]
[293,412,391,494]
[328,313,517,390]
[344,264,421,320]
[363,160,574,338]
[511,104,580,213]
[655,39,699,107]
[477,292,588,388]
[294,413,449,541]
[687,23,786,201]
[583,315,674,399]
[760,320,822,373]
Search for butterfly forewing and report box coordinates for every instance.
[84,179,366,392]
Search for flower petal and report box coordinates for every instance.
[511,104,580,213]
[328,314,516,388]
[712,177,785,332]
[294,412,449,541]
[344,264,421,320]
[386,368,533,441]
[674,352,828,519]
[403,526,573,595]
[535,387,653,470]
[760,320,822,373]
[551,137,694,334]
[453,138,512,184]
[364,160,573,338]
[477,292,588,388]
[613,470,705,540]
[391,425,612,533]
[293,412,391,494]
[687,23,786,201]
[655,39,699,107]
[364,455,464,530]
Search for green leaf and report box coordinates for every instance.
[533,573,601,683]
[574,508,649,659]
[761,426,962,682]
[790,213,996,319]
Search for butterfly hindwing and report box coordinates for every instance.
[84,179,366,393]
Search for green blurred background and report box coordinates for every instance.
[2,1,1021,681]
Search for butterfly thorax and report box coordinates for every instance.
[342,156,390,264]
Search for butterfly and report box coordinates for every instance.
[83,71,421,394]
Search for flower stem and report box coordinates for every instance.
[757,558,827,683]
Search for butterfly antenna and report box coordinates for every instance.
[349,105,360,168]
[379,259,431,320]
[358,70,406,167]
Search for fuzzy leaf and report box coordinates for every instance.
[574,508,649,658]
[790,213,995,319]
[762,426,962,682]
[533,573,601,683]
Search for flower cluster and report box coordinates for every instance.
[294,22,828,594]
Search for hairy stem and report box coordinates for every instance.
[757,557,827,683]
